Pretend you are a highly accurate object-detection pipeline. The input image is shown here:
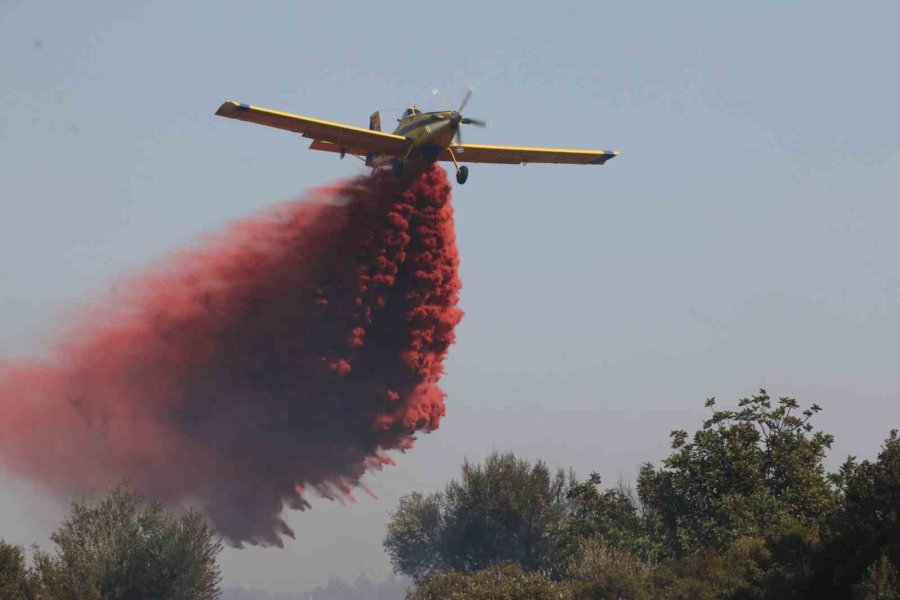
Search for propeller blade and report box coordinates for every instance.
[432,88,453,112]
[458,86,474,112]
[461,118,487,127]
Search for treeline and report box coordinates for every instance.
[384,391,900,599]
[3,391,897,599]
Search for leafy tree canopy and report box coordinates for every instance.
[818,430,900,596]
[0,540,41,600]
[637,390,837,556]
[388,391,900,599]
[385,451,573,583]
[36,485,222,600]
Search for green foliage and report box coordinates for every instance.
[385,451,572,583]
[407,563,561,600]
[853,555,900,600]
[637,390,836,557]
[565,473,660,562]
[37,485,222,600]
[388,392,900,599]
[563,537,653,600]
[819,430,900,596]
[649,540,764,600]
[0,540,41,600]
[383,492,445,584]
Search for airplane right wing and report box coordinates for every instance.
[215,101,409,157]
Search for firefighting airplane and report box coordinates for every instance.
[215,88,618,184]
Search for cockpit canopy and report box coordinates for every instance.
[401,106,422,119]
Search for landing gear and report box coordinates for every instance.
[392,159,405,178]
[445,146,469,185]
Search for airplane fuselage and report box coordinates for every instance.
[369,111,458,176]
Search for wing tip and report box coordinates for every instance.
[591,150,619,165]
[215,101,251,117]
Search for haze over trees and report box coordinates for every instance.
[222,575,410,600]
[387,391,900,599]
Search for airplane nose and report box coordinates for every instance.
[449,112,462,128]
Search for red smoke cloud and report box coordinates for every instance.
[0,165,462,546]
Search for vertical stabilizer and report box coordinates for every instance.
[366,111,381,166]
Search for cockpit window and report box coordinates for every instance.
[402,106,421,119]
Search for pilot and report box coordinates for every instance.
[402,106,422,119]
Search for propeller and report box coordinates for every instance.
[458,86,474,112]
[432,88,452,112]
[432,86,487,145]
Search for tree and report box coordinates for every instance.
[818,430,900,596]
[564,473,658,562]
[387,392,900,598]
[853,555,900,600]
[385,451,573,583]
[383,492,446,584]
[0,540,41,600]
[636,390,837,557]
[36,485,222,600]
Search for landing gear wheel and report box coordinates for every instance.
[392,159,405,178]
[456,165,469,185]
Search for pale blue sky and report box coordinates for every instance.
[2,0,899,593]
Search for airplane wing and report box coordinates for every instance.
[307,140,375,158]
[439,143,618,165]
[215,101,409,156]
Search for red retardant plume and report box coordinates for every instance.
[0,165,463,547]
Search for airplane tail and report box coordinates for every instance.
[366,112,381,166]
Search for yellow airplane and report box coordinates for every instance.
[215,88,618,184]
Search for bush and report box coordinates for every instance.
[563,537,652,600]
[407,563,562,600]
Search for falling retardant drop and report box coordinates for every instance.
[0,165,463,547]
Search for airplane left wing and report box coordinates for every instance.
[439,143,618,165]
[215,101,409,156]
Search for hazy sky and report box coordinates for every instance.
[2,0,899,593]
